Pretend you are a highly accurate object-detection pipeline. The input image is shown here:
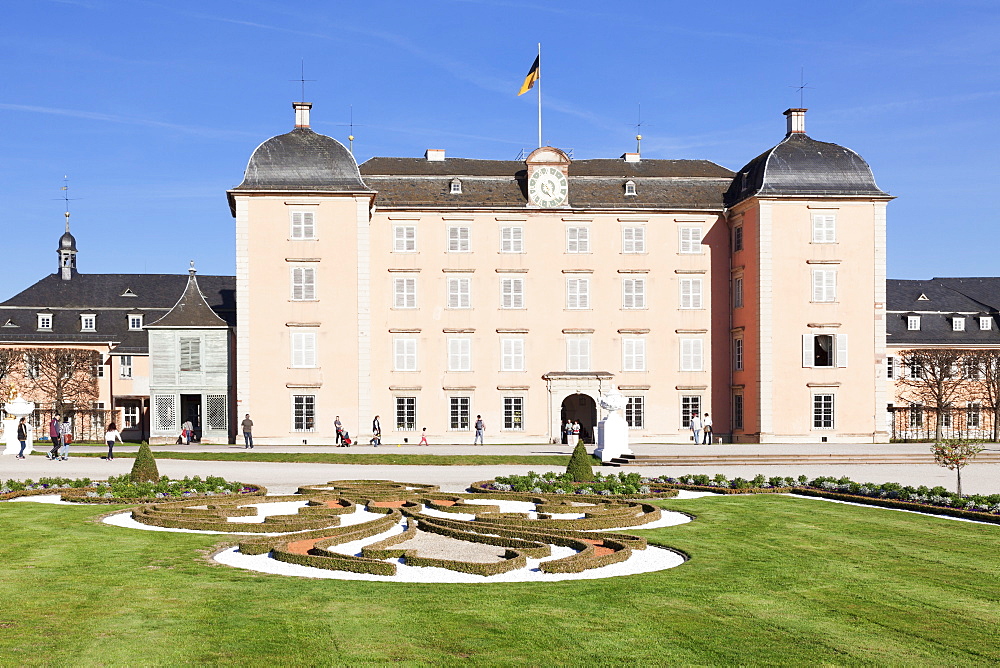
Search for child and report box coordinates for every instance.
[419,427,428,446]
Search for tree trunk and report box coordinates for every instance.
[957,467,963,498]
[994,405,1000,442]
[934,407,943,442]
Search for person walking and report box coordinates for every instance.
[690,412,703,445]
[104,422,123,460]
[182,419,194,444]
[334,416,344,445]
[371,415,381,447]
[702,412,713,444]
[48,414,61,460]
[59,417,72,460]
[241,414,254,449]
[16,417,28,459]
[419,427,428,445]
[474,415,486,445]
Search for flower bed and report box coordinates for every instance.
[1,476,262,503]
[479,471,679,498]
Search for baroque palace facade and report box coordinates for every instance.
[229,102,891,444]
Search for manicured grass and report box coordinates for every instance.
[1,495,998,665]
[30,451,572,466]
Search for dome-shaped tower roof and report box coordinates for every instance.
[231,102,368,193]
[59,230,77,251]
[724,109,888,207]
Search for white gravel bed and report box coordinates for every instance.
[7,494,73,505]
[226,500,308,523]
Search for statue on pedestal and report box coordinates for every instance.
[594,390,632,463]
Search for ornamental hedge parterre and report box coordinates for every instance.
[0,475,262,503]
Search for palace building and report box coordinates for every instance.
[227,102,891,444]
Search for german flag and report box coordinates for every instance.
[518,56,539,96]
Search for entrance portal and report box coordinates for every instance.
[560,393,597,444]
[180,394,202,443]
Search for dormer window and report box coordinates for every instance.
[128,314,143,331]
[37,313,52,330]
[624,180,636,196]
[953,317,966,332]
[80,314,96,332]
[450,179,462,194]
[980,317,992,331]
[907,315,921,331]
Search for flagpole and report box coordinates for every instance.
[537,42,542,148]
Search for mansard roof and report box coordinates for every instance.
[887,278,1000,346]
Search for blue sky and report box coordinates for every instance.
[2,0,998,298]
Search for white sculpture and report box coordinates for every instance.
[3,387,36,456]
[594,390,632,463]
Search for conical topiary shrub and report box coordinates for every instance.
[130,443,160,482]
[566,438,595,482]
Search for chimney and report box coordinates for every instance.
[621,152,640,163]
[784,108,807,135]
[425,149,445,162]
[293,101,312,128]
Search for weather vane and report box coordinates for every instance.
[336,105,364,154]
[632,103,648,154]
[290,60,315,102]
[789,67,813,107]
[54,175,80,231]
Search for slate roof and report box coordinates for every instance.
[887,278,1000,346]
[360,157,734,210]
[146,273,229,328]
[724,133,888,207]
[231,128,368,193]
[0,273,235,353]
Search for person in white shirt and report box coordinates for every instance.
[105,422,124,460]
[690,413,703,444]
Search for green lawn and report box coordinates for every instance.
[31,451,571,466]
[1,495,998,665]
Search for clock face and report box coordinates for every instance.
[528,165,568,208]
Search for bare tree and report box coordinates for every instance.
[964,349,1000,441]
[22,348,101,415]
[897,349,968,442]
[0,348,17,398]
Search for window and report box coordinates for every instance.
[566,227,589,253]
[811,269,837,302]
[37,313,52,330]
[968,402,981,428]
[907,359,922,379]
[566,338,591,371]
[447,277,471,309]
[450,179,462,194]
[680,338,704,371]
[119,355,133,379]
[179,336,201,372]
[394,338,417,371]
[909,402,923,428]
[886,356,895,379]
[681,395,701,428]
[395,396,416,431]
[679,278,703,309]
[448,338,471,371]
[80,314,96,332]
[907,316,921,331]
[732,393,744,430]
[941,403,953,429]
[92,360,105,378]
[207,394,228,431]
[290,331,317,368]
[623,226,645,253]
[625,396,644,428]
[293,395,316,432]
[964,359,982,380]
[503,397,524,430]
[128,314,143,330]
[733,337,743,371]
[981,317,993,330]
[813,394,834,429]
[678,227,703,254]
[449,397,470,430]
[393,277,417,309]
[733,276,744,309]
[624,180,636,196]
[23,353,39,379]
[123,403,140,428]
[622,338,646,372]
[291,267,316,300]
[811,214,836,243]
[500,226,523,253]
[622,278,646,309]
[501,338,525,372]
[290,211,316,239]
[566,278,590,309]
[448,226,470,252]
[393,225,416,252]
[802,333,847,368]
[733,225,744,252]
[953,317,966,331]
[500,278,524,309]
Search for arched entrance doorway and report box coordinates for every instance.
[561,393,597,444]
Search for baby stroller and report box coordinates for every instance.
[340,431,352,447]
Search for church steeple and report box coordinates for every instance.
[58,210,78,281]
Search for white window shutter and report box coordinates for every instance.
[836,333,848,368]
[579,279,589,308]
[825,270,836,302]
[812,271,823,302]
[691,279,702,309]
[634,227,645,252]
[802,334,813,368]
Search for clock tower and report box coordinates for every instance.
[525,146,570,208]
